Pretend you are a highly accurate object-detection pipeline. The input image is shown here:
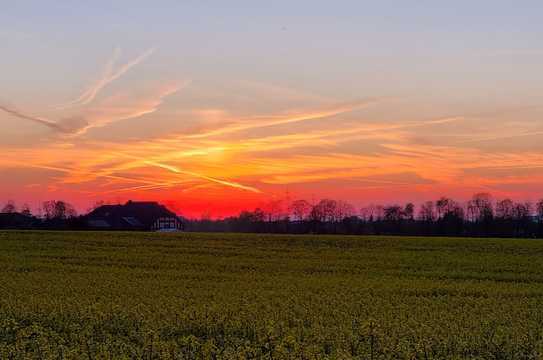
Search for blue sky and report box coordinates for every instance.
[2,1,542,100]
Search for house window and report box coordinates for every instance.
[155,217,178,230]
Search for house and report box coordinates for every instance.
[0,212,37,229]
[85,201,183,231]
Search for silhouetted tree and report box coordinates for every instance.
[252,208,266,222]
[290,199,311,221]
[360,204,384,221]
[20,203,32,217]
[403,203,415,220]
[264,200,284,222]
[537,199,543,223]
[496,199,514,220]
[1,200,16,213]
[2,192,540,237]
[310,199,337,222]
[384,205,403,222]
[334,200,355,222]
[419,201,435,222]
[467,193,494,223]
[512,202,532,236]
[436,197,455,219]
[436,199,464,236]
[535,199,543,237]
[42,200,77,220]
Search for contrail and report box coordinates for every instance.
[1,161,171,188]
[57,47,155,109]
[62,82,185,136]
[56,48,121,109]
[98,152,259,193]
[185,99,379,139]
[1,80,182,136]
[0,104,64,132]
[142,160,262,193]
[0,103,92,134]
[455,131,543,144]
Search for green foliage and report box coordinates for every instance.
[0,231,542,358]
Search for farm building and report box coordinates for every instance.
[0,212,37,229]
[86,201,183,231]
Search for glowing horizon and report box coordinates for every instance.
[2,2,543,217]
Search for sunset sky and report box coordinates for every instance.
[2,1,543,217]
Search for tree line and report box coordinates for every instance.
[2,194,543,237]
[187,193,543,238]
[0,200,81,229]
[2,200,77,219]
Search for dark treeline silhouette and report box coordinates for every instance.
[0,200,85,230]
[187,193,543,238]
[2,193,543,237]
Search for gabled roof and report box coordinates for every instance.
[86,201,180,229]
[0,212,36,229]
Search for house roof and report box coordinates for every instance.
[86,201,180,229]
[0,212,36,229]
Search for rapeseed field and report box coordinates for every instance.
[0,231,542,359]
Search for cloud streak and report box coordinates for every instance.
[70,82,185,135]
[1,46,185,136]
[183,99,379,139]
[142,160,261,193]
[0,104,66,132]
[57,48,155,109]
[1,82,184,136]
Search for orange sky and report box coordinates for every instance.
[2,87,543,218]
[2,3,543,217]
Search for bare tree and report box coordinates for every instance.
[435,197,464,221]
[436,197,453,219]
[418,201,435,222]
[536,199,543,223]
[448,201,465,219]
[383,205,403,221]
[42,201,55,220]
[360,205,374,221]
[403,203,415,220]
[467,193,494,222]
[252,208,265,222]
[264,200,284,222]
[290,199,311,221]
[1,200,16,213]
[20,203,32,217]
[360,204,384,221]
[495,199,514,220]
[42,200,77,220]
[238,208,265,223]
[334,200,355,222]
[512,202,532,221]
[310,199,337,222]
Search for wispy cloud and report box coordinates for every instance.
[70,82,186,135]
[0,46,186,136]
[142,160,261,193]
[183,99,379,139]
[455,130,543,144]
[0,104,66,132]
[0,82,185,136]
[56,48,155,109]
